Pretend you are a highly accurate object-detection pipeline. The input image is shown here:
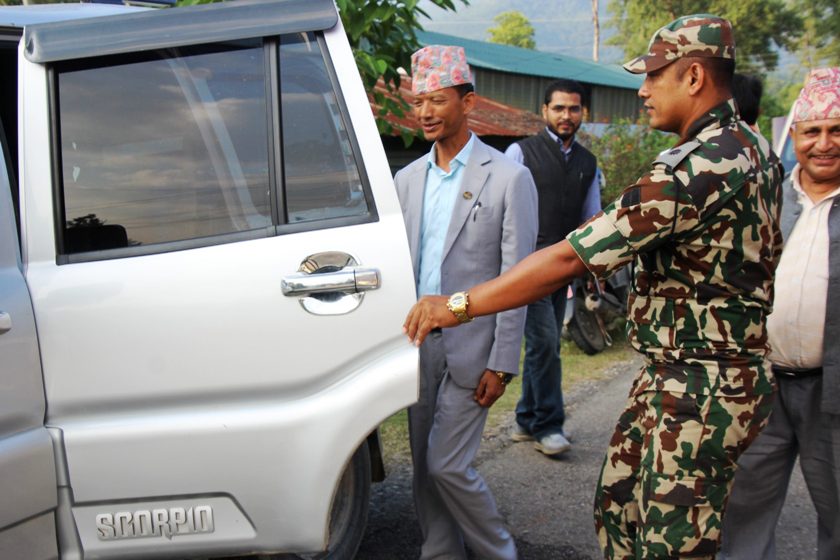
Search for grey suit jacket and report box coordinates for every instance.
[395,137,538,388]
[779,173,840,414]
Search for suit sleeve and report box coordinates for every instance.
[486,166,538,375]
[503,142,524,164]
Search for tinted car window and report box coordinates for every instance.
[279,34,368,223]
[57,42,271,253]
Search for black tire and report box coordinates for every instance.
[567,295,606,356]
[265,443,371,560]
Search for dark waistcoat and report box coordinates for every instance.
[518,130,596,248]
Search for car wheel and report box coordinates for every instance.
[263,443,371,560]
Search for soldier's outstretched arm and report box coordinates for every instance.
[403,239,588,345]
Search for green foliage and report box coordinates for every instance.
[335,0,468,144]
[606,0,802,74]
[756,77,801,136]
[487,10,536,50]
[176,0,468,145]
[795,0,840,67]
[578,118,675,206]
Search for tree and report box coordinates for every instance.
[335,0,468,143]
[177,0,468,144]
[756,77,801,136]
[606,0,802,74]
[796,0,840,66]
[487,11,536,50]
[578,118,675,206]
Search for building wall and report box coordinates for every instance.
[590,85,643,123]
[474,68,641,122]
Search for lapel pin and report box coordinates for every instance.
[463,191,473,200]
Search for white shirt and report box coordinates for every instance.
[768,164,840,369]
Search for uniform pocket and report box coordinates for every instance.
[640,470,728,558]
[636,390,742,558]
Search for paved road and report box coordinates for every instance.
[357,356,818,559]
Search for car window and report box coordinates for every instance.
[279,33,368,223]
[54,33,373,261]
[56,41,272,254]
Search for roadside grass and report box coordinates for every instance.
[379,335,635,462]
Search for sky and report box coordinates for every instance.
[418,0,625,65]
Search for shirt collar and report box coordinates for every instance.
[791,163,840,204]
[545,126,576,154]
[682,98,738,141]
[427,132,476,172]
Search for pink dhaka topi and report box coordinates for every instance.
[793,67,840,123]
[411,45,473,95]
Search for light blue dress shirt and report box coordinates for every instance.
[417,133,476,296]
[504,127,602,221]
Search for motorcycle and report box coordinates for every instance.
[563,265,631,355]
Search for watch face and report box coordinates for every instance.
[451,294,465,308]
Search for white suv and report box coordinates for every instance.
[0,1,417,558]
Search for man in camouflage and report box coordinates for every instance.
[720,68,840,560]
[403,14,784,559]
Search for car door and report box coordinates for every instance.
[18,1,417,557]
[0,117,58,559]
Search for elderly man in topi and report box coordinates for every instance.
[394,45,538,559]
[720,67,840,560]
[403,15,785,559]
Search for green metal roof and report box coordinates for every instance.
[417,30,642,91]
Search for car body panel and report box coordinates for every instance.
[0,102,58,559]
[3,1,418,556]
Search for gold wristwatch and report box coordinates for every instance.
[446,291,473,324]
[495,371,514,385]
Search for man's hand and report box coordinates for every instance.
[403,295,459,346]
[474,369,506,408]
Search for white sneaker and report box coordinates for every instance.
[535,432,571,456]
[511,424,534,442]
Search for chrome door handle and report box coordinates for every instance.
[283,252,379,316]
[0,311,11,334]
[281,267,380,297]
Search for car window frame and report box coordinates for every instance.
[49,32,378,265]
[275,32,378,235]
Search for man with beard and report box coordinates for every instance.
[504,79,601,456]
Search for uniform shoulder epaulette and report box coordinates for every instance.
[653,139,702,171]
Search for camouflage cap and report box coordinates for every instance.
[792,67,840,123]
[623,14,735,74]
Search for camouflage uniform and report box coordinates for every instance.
[566,15,784,560]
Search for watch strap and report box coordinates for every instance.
[446,291,473,324]
[495,371,514,385]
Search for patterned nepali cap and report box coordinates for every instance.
[623,14,735,74]
[792,67,840,123]
[411,45,473,95]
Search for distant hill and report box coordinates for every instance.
[418,0,624,64]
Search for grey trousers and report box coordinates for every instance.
[408,331,517,560]
[720,374,840,560]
